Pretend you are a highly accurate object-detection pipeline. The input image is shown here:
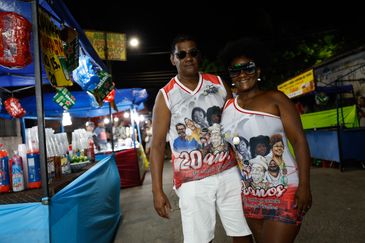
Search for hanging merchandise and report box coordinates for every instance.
[4,97,26,118]
[72,55,100,91]
[104,87,118,111]
[53,87,76,109]
[0,12,32,69]
[88,70,114,106]
[38,9,73,87]
[61,26,79,72]
[103,87,115,102]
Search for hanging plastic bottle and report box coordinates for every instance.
[0,144,10,193]
[11,151,24,192]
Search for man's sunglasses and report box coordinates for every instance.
[174,48,200,60]
[228,62,256,78]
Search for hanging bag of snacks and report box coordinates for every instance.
[4,97,26,118]
[0,12,32,68]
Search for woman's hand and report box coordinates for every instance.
[295,184,312,216]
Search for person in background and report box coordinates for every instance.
[150,34,252,243]
[219,37,312,243]
[85,121,99,150]
[94,119,108,150]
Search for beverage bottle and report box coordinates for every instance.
[0,144,10,193]
[11,151,24,192]
[87,138,95,162]
[27,151,41,189]
[18,144,28,188]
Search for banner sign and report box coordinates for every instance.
[277,69,315,98]
[85,31,126,61]
[38,9,73,87]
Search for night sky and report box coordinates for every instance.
[62,3,364,110]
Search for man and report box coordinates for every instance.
[94,119,108,150]
[249,155,268,189]
[173,123,199,152]
[150,34,252,243]
[265,159,288,187]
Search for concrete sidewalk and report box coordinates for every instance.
[114,161,365,243]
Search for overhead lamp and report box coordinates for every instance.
[129,37,140,48]
[103,117,110,124]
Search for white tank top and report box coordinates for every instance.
[161,73,237,189]
[221,97,303,223]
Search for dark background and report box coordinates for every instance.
[61,3,365,110]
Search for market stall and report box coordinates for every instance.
[300,105,365,164]
[0,0,122,242]
[278,47,365,170]
[13,87,149,189]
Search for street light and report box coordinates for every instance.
[129,37,140,48]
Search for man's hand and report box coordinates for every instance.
[153,191,172,219]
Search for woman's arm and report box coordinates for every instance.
[274,91,312,213]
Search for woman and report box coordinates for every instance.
[220,37,312,243]
[270,134,288,174]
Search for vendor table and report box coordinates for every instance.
[0,155,120,243]
[95,145,148,189]
[301,105,365,169]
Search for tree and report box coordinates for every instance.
[266,34,344,90]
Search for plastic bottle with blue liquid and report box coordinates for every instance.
[0,144,10,193]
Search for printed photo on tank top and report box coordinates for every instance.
[163,74,237,189]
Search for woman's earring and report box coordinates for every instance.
[232,82,235,86]
[257,77,261,82]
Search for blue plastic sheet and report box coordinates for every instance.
[0,202,49,242]
[0,88,147,119]
[51,155,121,243]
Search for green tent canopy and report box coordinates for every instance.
[300,105,359,129]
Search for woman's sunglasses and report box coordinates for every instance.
[174,48,200,60]
[228,62,256,78]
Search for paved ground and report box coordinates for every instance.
[114,161,365,243]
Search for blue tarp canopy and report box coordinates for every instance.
[0,0,107,87]
[0,1,148,119]
[0,88,148,119]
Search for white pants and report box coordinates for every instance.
[175,167,251,243]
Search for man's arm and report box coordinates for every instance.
[150,90,172,218]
